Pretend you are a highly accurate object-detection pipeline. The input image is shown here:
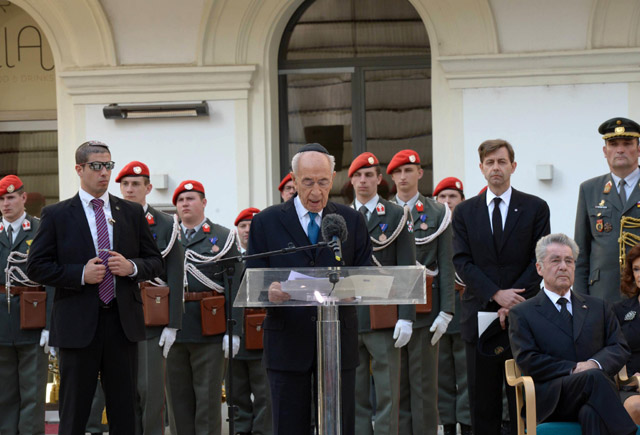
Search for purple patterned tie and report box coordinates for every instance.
[91,198,114,304]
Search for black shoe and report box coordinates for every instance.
[443,424,457,435]
[460,423,473,435]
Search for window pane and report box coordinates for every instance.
[286,0,429,60]
[0,131,58,217]
[284,73,352,203]
[365,68,432,196]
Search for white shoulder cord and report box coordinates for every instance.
[414,203,452,246]
[371,205,410,252]
[146,214,181,287]
[6,251,40,288]
[455,272,466,288]
[183,227,235,294]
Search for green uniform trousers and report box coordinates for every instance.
[0,343,48,435]
[437,332,470,426]
[398,326,438,435]
[231,358,272,435]
[136,336,167,434]
[166,342,226,435]
[355,330,401,435]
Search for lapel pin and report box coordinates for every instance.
[514,208,518,212]
[625,311,637,321]
[108,218,116,225]
[582,304,587,309]
[604,181,612,194]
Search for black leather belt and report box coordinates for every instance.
[100,299,116,309]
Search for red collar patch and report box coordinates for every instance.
[145,212,155,225]
[202,223,211,233]
[22,220,31,231]
[376,203,385,215]
[415,200,424,212]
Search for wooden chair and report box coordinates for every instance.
[504,358,640,435]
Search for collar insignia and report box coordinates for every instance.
[22,219,31,231]
[145,212,155,225]
[202,223,211,233]
[415,200,424,212]
[604,180,612,194]
[376,203,385,215]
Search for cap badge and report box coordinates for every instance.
[617,120,623,125]
[376,203,385,215]
[409,154,416,163]
[22,219,31,231]
[202,223,211,233]
[367,156,375,165]
[615,126,626,134]
[604,181,612,194]
[456,181,461,189]
[133,166,142,174]
[6,185,14,193]
[185,183,194,190]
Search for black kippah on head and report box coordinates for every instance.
[298,143,329,154]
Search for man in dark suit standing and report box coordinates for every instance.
[452,139,550,435]
[26,141,163,434]
[509,233,636,434]
[247,143,372,435]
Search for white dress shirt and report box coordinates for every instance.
[486,186,512,232]
[78,188,114,254]
[3,212,26,244]
[354,194,379,221]
[610,166,640,203]
[294,196,322,237]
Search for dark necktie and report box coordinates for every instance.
[358,205,368,221]
[557,297,573,334]
[619,179,627,206]
[492,197,503,247]
[6,225,13,246]
[186,228,196,241]
[91,198,114,304]
[307,212,319,244]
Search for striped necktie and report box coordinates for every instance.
[91,198,114,304]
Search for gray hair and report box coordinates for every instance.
[291,150,336,176]
[535,233,579,263]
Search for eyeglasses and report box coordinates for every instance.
[82,161,116,171]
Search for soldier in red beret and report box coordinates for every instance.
[114,161,184,434]
[349,152,416,435]
[230,207,272,434]
[278,174,296,202]
[0,175,53,434]
[387,149,455,435]
[432,176,471,435]
[169,180,243,435]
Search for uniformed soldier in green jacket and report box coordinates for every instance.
[0,175,53,435]
[231,207,272,435]
[167,180,242,435]
[433,177,471,435]
[575,117,640,302]
[116,161,184,434]
[348,152,416,435]
[388,150,455,435]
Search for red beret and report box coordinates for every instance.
[115,161,150,182]
[433,177,464,197]
[0,175,23,197]
[386,149,421,174]
[172,180,205,205]
[348,152,379,177]
[278,173,293,192]
[234,207,261,226]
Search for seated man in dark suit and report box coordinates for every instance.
[509,233,636,435]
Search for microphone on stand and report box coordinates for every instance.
[321,214,348,262]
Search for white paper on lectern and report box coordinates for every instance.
[281,272,332,300]
[338,275,394,298]
[478,311,498,337]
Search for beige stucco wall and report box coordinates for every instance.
[7,0,640,207]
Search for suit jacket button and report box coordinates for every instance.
[310,261,315,266]
[311,316,316,321]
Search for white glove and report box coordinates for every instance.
[429,311,453,345]
[39,330,50,354]
[222,334,241,358]
[158,327,177,358]
[392,319,413,348]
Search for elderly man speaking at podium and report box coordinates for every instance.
[247,143,372,435]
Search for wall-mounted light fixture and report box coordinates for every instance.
[103,101,209,119]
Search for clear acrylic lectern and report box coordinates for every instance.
[234,265,426,435]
